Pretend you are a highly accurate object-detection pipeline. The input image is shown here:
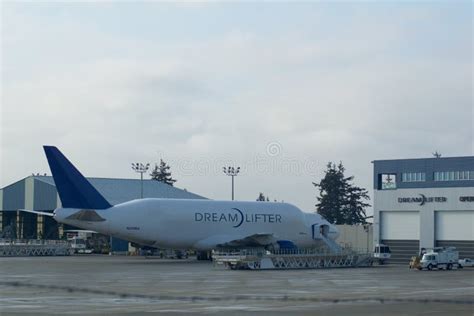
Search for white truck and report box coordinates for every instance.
[373,244,391,264]
[70,236,93,254]
[65,230,95,254]
[420,247,459,270]
[458,258,473,268]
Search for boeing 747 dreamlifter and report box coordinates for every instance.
[22,146,340,251]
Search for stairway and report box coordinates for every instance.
[320,235,342,253]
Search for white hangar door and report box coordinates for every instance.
[435,211,474,259]
[380,211,420,264]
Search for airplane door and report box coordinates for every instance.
[320,224,329,237]
[312,224,329,239]
[311,224,317,240]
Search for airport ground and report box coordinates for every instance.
[0,255,473,315]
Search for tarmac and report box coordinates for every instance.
[0,255,473,315]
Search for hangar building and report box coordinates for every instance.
[0,175,205,250]
[373,156,474,263]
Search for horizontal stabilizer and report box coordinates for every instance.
[65,210,106,222]
[18,209,54,217]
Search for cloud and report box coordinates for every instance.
[1,2,472,212]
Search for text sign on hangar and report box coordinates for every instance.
[459,196,474,202]
[398,194,447,206]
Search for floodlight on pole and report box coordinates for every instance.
[223,166,240,200]
[131,162,150,199]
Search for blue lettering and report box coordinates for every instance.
[195,213,203,221]
[195,210,281,226]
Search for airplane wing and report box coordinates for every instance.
[216,233,276,248]
[193,233,278,250]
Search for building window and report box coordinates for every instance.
[380,174,397,190]
[434,171,474,181]
[401,172,426,182]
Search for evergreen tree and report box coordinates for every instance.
[344,185,370,224]
[313,162,370,225]
[256,193,270,201]
[150,159,177,186]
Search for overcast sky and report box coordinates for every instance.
[1,2,472,213]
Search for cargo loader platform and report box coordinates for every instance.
[212,248,374,270]
[0,239,72,257]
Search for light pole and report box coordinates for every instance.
[131,162,150,199]
[223,166,240,200]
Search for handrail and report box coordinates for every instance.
[0,239,70,246]
[213,247,371,257]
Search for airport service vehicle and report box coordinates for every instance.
[373,243,391,264]
[420,247,459,270]
[458,258,473,268]
[21,146,340,252]
[409,256,422,270]
[65,230,94,254]
[69,237,93,254]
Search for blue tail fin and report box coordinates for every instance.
[43,146,112,209]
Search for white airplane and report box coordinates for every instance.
[22,146,340,251]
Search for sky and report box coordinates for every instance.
[1,1,472,214]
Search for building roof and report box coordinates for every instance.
[35,176,206,204]
[373,156,474,164]
[1,175,206,210]
[373,156,474,190]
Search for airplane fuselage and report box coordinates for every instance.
[54,199,339,250]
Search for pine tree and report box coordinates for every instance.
[313,162,370,225]
[344,185,370,225]
[256,193,270,201]
[150,159,177,186]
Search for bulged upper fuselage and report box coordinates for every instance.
[54,198,339,250]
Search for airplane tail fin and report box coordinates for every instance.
[43,146,112,209]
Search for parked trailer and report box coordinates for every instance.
[212,248,374,270]
[419,247,459,270]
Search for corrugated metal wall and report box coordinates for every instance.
[34,179,57,210]
[336,224,373,252]
[112,237,129,252]
[2,180,25,211]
